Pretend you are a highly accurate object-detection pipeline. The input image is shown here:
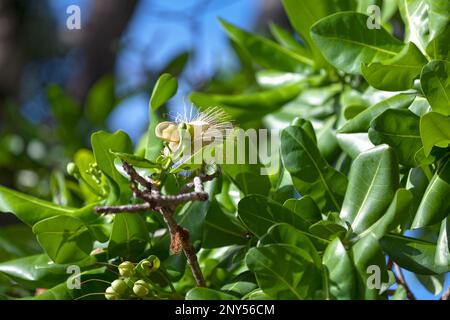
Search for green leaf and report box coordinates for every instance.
[356,188,413,240]
[186,288,238,300]
[108,213,149,261]
[74,149,104,197]
[0,185,76,226]
[238,195,310,237]
[32,215,93,264]
[416,274,445,296]
[281,125,347,212]
[420,112,450,156]
[283,196,321,224]
[398,0,430,54]
[220,19,313,72]
[435,218,450,268]
[91,130,133,193]
[85,74,116,125]
[420,60,450,116]
[282,0,353,67]
[323,238,357,300]
[246,244,323,299]
[310,12,403,74]
[269,23,311,57]
[150,73,178,111]
[110,151,160,169]
[190,83,304,123]
[50,170,73,207]
[369,109,426,167]
[340,145,399,235]
[259,223,325,259]
[308,220,347,241]
[426,24,450,61]
[202,201,248,249]
[0,225,41,261]
[339,93,416,134]
[0,254,95,289]
[362,42,427,91]
[352,234,388,299]
[412,159,450,228]
[426,0,450,39]
[380,234,449,274]
[221,282,258,298]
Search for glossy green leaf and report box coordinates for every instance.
[323,238,356,300]
[150,73,178,111]
[356,188,413,240]
[220,20,313,72]
[202,201,248,249]
[398,0,430,54]
[33,215,93,264]
[281,125,347,212]
[74,149,104,197]
[221,281,258,298]
[110,151,160,169]
[412,159,450,228]
[283,196,321,224]
[269,23,311,57]
[352,234,388,299]
[380,234,449,274]
[238,195,310,237]
[190,83,304,123]
[259,223,325,259]
[85,74,116,125]
[282,0,353,66]
[420,112,450,156]
[339,93,417,134]
[91,130,133,191]
[435,218,450,268]
[308,220,347,241]
[369,109,426,167]
[311,12,404,74]
[246,244,323,299]
[108,213,149,260]
[340,145,399,235]
[416,273,445,296]
[0,185,76,226]
[362,42,427,91]
[426,24,450,61]
[0,254,95,289]
[420,60,450,116]
[186,287,238,300]
[426,0,450,39]
[0,225,41,261]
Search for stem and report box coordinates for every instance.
[95,161,208,288]
[159,208,205,287]
[393,263,416,300]
[441,286,450,300]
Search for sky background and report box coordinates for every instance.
[43,0,448,300]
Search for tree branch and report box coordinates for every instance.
[393,263,416,300]
[95,161,209,287]
[441,286,450,300]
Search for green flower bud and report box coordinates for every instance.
[111,279,128,295]
[146,255,160,271]
[118,261,135,277]
[66,162,79,177]
[136,256,160,276]
[105,286,120,300]
[133,280,150,297]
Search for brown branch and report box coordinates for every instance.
[441,286,450,300]
[393,263,416,300]
[95,203,151,214]
[95,161,208,287]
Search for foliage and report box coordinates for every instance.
[1,0,450,300]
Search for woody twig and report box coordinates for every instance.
[95,161,214,287]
